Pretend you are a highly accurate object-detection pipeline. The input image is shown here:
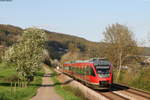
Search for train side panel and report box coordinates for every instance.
[63,61,113,89]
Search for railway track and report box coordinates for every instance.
[56,69,150,100]
[95,83,150,100]
[111,83,150,100]
[96,89,130,100]
[95,84,150,100]
[83,80,150,100]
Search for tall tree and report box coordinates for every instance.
[3,28,46,85]
[102,23,139,81]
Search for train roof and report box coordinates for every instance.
[64,58,110,65]
[64,60,90,64]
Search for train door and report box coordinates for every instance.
[83,65,87,82]
[87,65,97,83]
[79,64,81,80]
[81,65,85,81]
[85,65,91,82]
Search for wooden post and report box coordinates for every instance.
[14,82,16,93]
[10,81,13,95]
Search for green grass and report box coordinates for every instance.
[114,67,150,92]
[0,63,17,83]
[50,68,88,100]
[0,63,44,100]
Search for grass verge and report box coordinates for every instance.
[0,63,44,100]
[114,67,150,92]
[50,68,89,100]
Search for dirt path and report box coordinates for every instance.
[30,66,64,100]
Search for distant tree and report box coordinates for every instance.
[61,43,80,63]
[102,23,139,82]
[0,47,5,62]
[3,28,46,86]
[68,42,80,53]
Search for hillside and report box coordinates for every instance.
[45,30,106,60]
[142,47,150,56]
[0,24,150,60]
[0,24,103,60]
[0,24,22,46]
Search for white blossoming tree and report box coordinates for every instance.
[4,28,46,86]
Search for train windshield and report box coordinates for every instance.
[95,66,110,74]
[95,66,110,78]
[93,59,110,77]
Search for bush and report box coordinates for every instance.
[114,66,150,92]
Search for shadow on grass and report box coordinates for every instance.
[0,73,71,88]
[34,72,44,77]
[0,76,4,78]
[0,79,73,87]
[43,73,61,77]
[26,72,72,87]
[30,79,73,87]
[34,72,61,77]
[0,82,11,87]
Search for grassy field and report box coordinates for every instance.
[0,63,44,100]
[50,68,88,100]
[114,66,150,92]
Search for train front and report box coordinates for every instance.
[92,58,113,89]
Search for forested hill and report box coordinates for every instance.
[0,24,22,46]
[0,24,103,60]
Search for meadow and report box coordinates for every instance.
[0,63,44,100]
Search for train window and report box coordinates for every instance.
[81,67,84,75]
[78,67,81,74]
[90,67,95,76]
[64,66,69,70]
[95,65,110,74]
[70,66,72,71]
[76,67,79,74]
[74,67,77,74]
[69,66,72,70]
[85,66,90,75]
[83,67,86,75]
[74,67,77,73]
[76,67,78,74]
[76,67,80,74]
[72,67,75,72]
[80,67,82,75]
[74,67,76,73]
[86,66,95,76]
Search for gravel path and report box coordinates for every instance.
[30,66,63,100]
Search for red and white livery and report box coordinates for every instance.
[63,58,113,89]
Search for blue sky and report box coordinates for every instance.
[0,0,150,46]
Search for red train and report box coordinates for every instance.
[63,58,113,89]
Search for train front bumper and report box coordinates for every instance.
[88,81,111,89]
